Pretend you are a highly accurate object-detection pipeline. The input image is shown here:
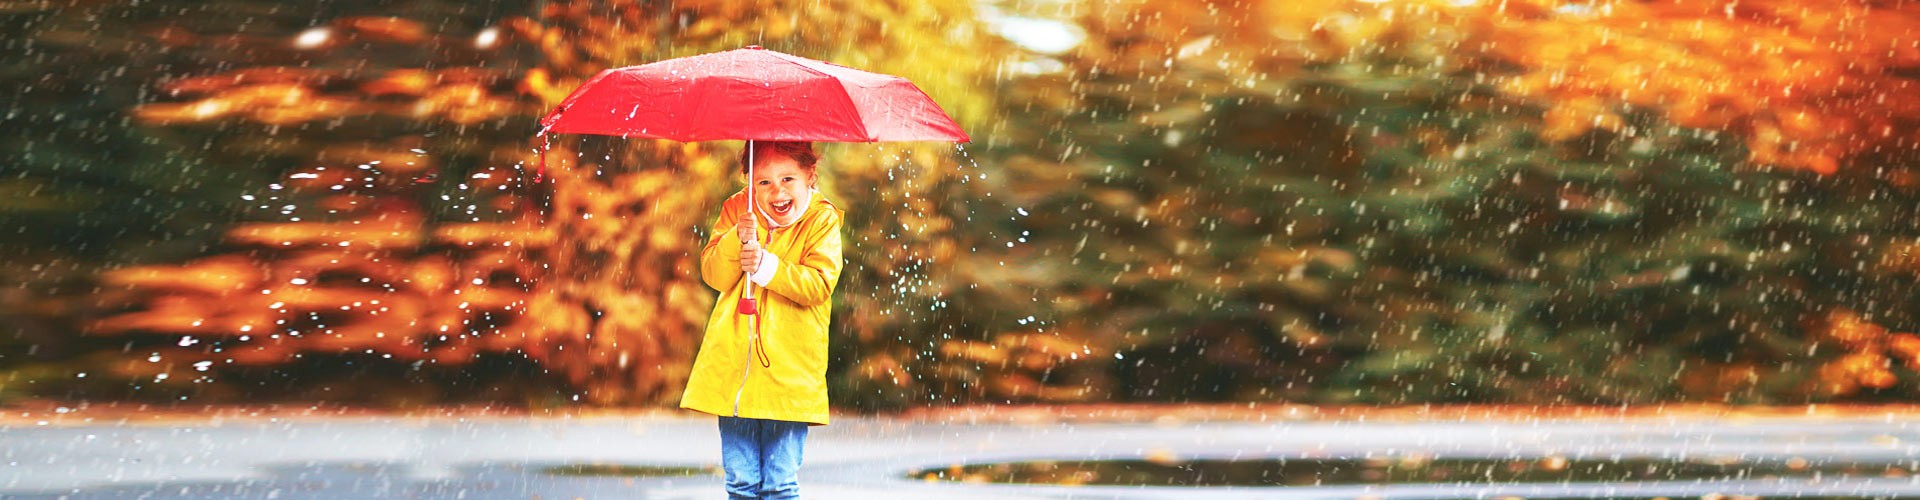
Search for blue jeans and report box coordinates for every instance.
[718,416,808,500]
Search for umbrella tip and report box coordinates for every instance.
[745,45,763,50]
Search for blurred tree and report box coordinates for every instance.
[1473,0,1920,176]
[37,0,1008,408]
[975,0,1920,405]
[16,0,1920,408]
[58,1,551,405]
[0,2,231,402]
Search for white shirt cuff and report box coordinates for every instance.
[750,250,779,287]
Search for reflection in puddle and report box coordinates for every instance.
[540,464,717,478]
[912,456,1920,487]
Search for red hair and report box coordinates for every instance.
[739,141,818,174]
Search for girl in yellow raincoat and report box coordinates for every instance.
[681,141,842,500]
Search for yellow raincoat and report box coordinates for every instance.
[679,190,843,425]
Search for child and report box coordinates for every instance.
[681,141,843,500]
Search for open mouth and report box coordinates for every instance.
[770,200,794,216]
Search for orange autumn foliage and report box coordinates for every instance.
[100,0,993,407]
[1068,0,1913,175]
[339,17,430,44]
[94,156,541,369]
[134,68,524,126]
[1469,0,1920,174]
[1812,308,1920,396]
[938,331,1111,403]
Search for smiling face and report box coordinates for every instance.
[749,151,817,226]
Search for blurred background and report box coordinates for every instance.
[4,0,1919,412]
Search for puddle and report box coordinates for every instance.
[911,456,1920,487]
[541,464,717,478]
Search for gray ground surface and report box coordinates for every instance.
[1,411,1918,499]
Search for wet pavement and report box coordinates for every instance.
[2,410,1918,499]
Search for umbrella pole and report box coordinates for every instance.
[739,140,758,316]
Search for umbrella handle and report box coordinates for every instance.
[533,111,556,184]
[535,132,549,184]
[740,139,757,316]
[532,105,568,184]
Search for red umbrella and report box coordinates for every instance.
[540,46,969,143]
[535,45,969,314]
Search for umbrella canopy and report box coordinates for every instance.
[539,46,969,143]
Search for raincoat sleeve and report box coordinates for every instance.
[764,208,843,307]
[699,200,746,292]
